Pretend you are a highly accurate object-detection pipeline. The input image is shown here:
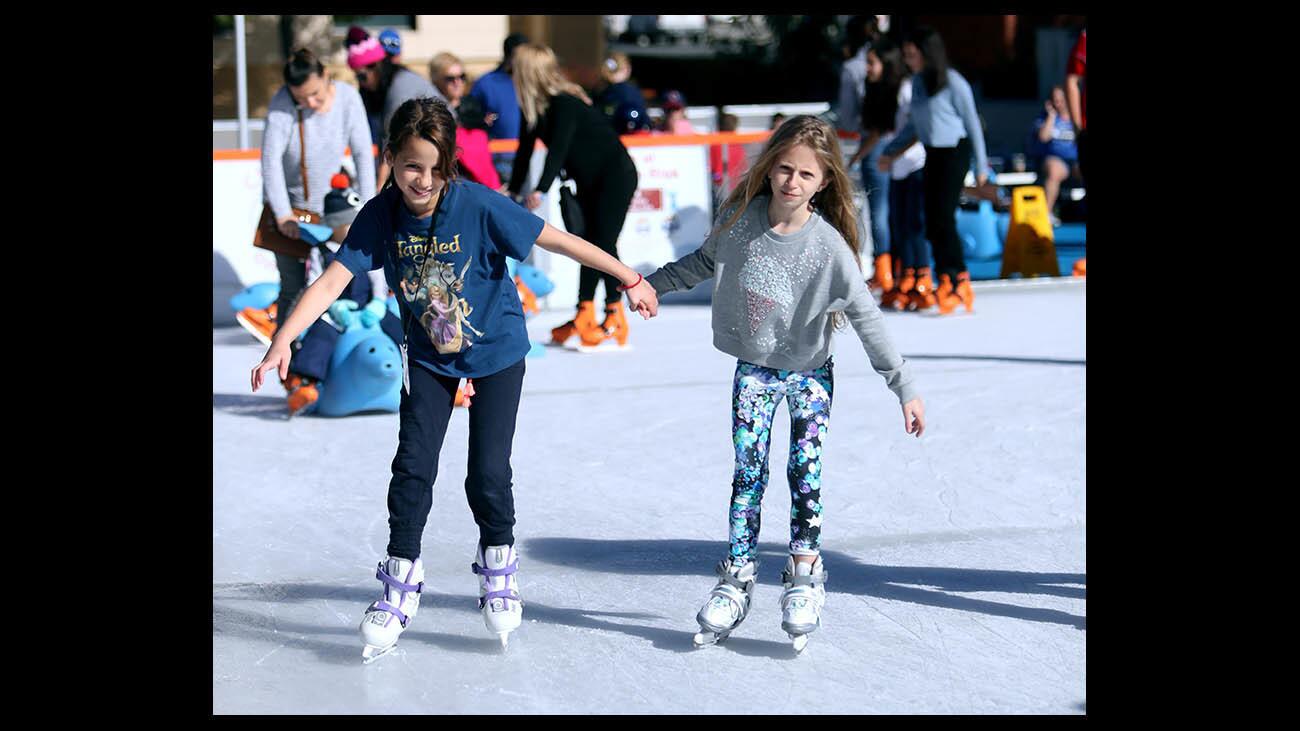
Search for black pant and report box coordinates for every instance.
[922,137,973,282]
[576,161,639,305]
[386,357,526,560]
[888,168,929,270]
[1076,129,1087,184]
[274,251,308,327]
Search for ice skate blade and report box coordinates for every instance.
[692,630,730,647]
[498,632,511,649]
[790,634,809,653]
[781,620,819,635]
[361,643,397,664]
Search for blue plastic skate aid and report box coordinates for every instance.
[297,222,335,245]
[229,282,280,312]
[315,320,402,417]
[956,200,1003,261]
[516,264,555,298]
[386,294,400,318]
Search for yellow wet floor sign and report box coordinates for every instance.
[1000,186,1061,278]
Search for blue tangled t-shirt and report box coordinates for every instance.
[335,179,544,379]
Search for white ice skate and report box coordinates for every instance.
[780,555,827,653]
[473,544,523,648]
[358,557,425,664]
[692,558,758,647]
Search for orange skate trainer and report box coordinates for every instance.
[236,303,278,346]
[282,373,319,416]
[937,271,975,315]
[868,253,894,294]
[515,276,540,315]
[881,268,915,311]
[907,268,938,312]
[550,300,600,346]
[599,301,630,347]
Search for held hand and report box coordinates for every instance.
[902,398,926,438]
[251,341,293,392]
[1045,101,1056,117]
[624,278,659,319]
[525,191,543,210]
[276,217,301,240]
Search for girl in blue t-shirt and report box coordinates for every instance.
[251,97,659,661]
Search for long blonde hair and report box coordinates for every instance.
[718,115,862,328]
[512,43,592,130]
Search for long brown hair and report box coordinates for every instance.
[383,97,459,190]
[717,115,861,329]
[511,42,592,130]
[717,115,861,261]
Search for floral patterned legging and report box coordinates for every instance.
[728,358,833,567]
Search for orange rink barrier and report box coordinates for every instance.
[212,131,786,160]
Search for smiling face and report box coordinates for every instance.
[768,143,828,214]
[385,136,445,216]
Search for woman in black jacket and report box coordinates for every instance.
[508,43,640,349]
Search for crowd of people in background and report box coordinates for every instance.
[240,19,1086,413]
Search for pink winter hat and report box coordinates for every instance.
[347,37,386,70]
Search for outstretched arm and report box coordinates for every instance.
[251,260,355,391]
[535,222,657,317]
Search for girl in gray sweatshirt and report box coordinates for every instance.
[644,115,926,650]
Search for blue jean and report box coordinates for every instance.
[888,168,931,270]
[860,152,891,255]
[387,357,526,559]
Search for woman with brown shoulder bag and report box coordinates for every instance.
[242,48,377,353]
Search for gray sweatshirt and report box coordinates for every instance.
[646,197,919,405]
[262,81,376,219]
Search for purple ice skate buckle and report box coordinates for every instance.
[369,600,410,627]
[478,588,521,610]
[470,560,518,577]
[377,562,424,593]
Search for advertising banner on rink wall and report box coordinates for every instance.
[212,143,718,322]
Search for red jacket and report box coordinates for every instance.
[455,127,501,189]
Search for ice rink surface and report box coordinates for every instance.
[213,280,1085,714]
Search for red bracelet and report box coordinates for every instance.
[617,273,643,291]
